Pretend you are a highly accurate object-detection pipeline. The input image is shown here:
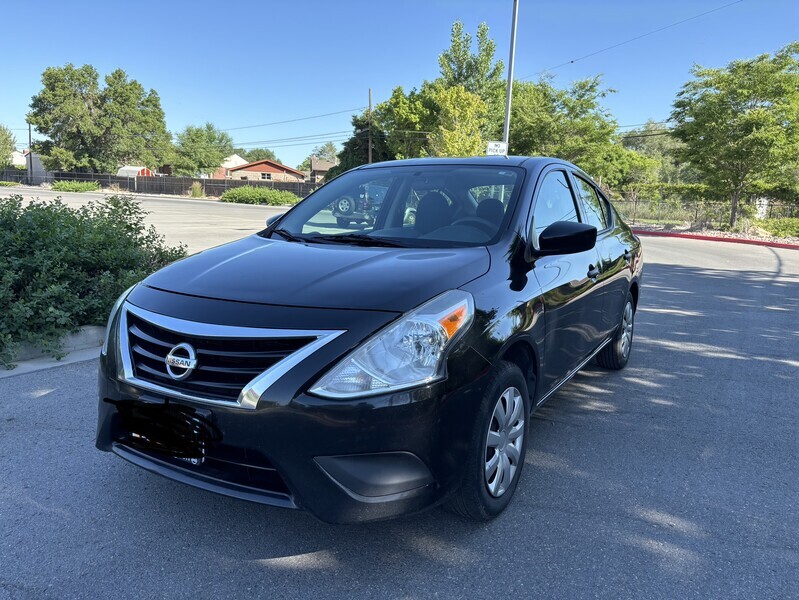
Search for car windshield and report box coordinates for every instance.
[264,165,524,248]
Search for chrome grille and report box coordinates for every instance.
[118,304,344,409]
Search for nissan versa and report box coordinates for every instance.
[96,156,643,523]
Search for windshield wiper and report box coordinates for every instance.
[309,233,407,248]
[271,228,308,243]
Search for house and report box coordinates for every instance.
[117,166,154,177]
[11,150,26,168]
[228,159,306,183]
[310,155,338,183]
[212,154,249,179]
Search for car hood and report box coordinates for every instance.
[142,235,491,312]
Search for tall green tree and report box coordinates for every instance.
[374,85,438,159]
[28,64,172,172]
[428,86,487,157]
[671,42,799,226]
[174,123,233,176]
[622,120,695,185]
[439,21,505,138]
[0,124,15,169]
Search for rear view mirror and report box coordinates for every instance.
[537,221,597,256]
[266,214,282,227]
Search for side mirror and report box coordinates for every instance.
[266,214,282,228]
[536,221,597,256]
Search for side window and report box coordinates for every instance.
[532,170,580,242]
[572,176,608,230]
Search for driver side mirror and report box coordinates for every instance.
[266,214,282,227]
[534,221,597,257]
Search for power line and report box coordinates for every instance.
[519,0,746,80]
[219,107,367,132]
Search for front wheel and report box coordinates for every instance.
[596,292,635,370]
[445,361,531,521]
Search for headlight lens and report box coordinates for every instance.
[101,285,136,356]
[310,290,474,399]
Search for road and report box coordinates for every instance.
[6,187,285,254]
[1,193,798,598]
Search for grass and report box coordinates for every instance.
[52,180,101,193]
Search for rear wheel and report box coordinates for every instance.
[445,361,531,521]
[596,292,635,370]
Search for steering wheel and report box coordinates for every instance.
[451,217,497,236]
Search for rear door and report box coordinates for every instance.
[529,168,605,394]
[570,173,630,336]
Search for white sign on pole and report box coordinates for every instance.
[486,141,508,156]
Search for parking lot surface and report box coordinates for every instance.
[1,226,797,598]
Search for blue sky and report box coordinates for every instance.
[3,0,796,168]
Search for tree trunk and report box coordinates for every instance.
[729,190,740,228]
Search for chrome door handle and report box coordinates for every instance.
[587,265,600,279]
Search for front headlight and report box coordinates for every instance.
[310,289,474,399]
[101,285,136,356]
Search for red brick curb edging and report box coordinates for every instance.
[632,229,799,251]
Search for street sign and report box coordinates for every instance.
[486,141,508,156]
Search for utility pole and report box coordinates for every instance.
[502,0,520,145]
[368,88,373,164]
[27,121,33,184]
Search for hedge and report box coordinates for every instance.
[220,186,300,206]
[0,181,20,187]
[0,195,186,367]
[51,180,101,192]
[756,218,799,239]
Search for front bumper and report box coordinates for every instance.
[96,344,491,523]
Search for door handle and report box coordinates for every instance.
[623,249,632,263]
[587,265,600,279]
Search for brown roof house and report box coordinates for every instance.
[310,155,338,183]
[229,159,306,182]
[212,154,249,179]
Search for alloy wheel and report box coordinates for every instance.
[484,386,525,498]
[620,302,634,358]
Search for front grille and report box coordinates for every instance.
[126,311,315,403]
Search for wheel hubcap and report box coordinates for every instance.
[620,302,634,358]
[485,386,525,498]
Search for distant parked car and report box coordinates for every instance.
[96,156,643,523]
[331,183,388,227]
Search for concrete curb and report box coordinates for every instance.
[633,229,799,251]
[1,326,104,378]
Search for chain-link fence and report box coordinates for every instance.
[613,198,799,229]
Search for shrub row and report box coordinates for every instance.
[51,180,101,192]
[0,181,20,187]
[756,218,799,239]
[220,186,300,206]
[0,195,186,367]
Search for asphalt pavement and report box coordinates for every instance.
[1,214,797,598]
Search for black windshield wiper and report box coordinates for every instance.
[271,228,308,243]
[309,233,407,248]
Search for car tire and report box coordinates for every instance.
[596,292,635,370]
[336,217,350,227]
[336,196,355,215]
[445,361,531,521]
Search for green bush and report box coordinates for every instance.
[220,186,300,206]
[755,218,799,238]
[0,195,186,367]
[190,181,205,198]
[0,181,20,187]
[52,180,101,192]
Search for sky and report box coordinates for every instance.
[2,0,797,168]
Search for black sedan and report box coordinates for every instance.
[96,157,643,523]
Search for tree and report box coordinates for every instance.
[234,148,281,164]
[428,86,487,157]
[671,42,799,226]
[0,124,15,169]
[439,21,505,137]
[374,85,438,159]
[326,114,392,179]
[622,120,696,185]
[28,64,172,172]
[509,77,631,187]
[174,123,233,176]
[296,141,339,171]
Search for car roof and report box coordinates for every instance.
[354,156,573,172]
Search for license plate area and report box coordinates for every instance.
[112,399,220,463]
